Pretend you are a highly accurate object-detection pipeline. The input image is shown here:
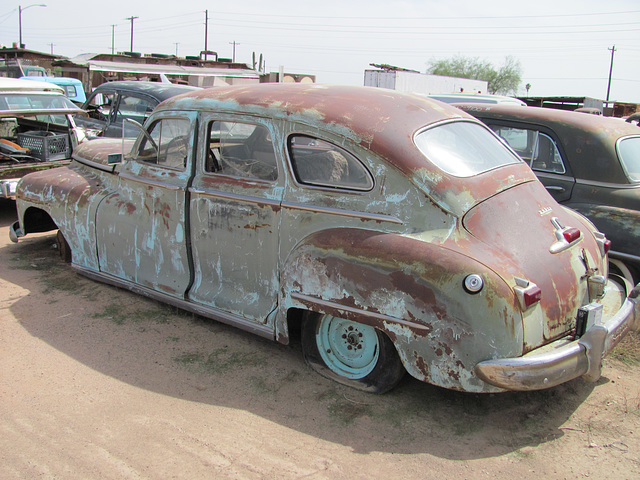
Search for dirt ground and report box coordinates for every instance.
[0,198,639,480]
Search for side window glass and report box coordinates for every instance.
[116,95,156,124]
[87,91,115,121]
[490,125,566,174]
[205,121,278,181]
[288,135,373,190]
[137,118,191,170]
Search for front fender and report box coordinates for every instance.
[278,228,523,392]
[15,163,111,271]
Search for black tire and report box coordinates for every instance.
[301,313,405,393]
[56,230,72,263]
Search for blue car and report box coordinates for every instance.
[21,76,87,104]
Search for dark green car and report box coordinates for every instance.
[458,103,640,283]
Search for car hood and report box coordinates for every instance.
[462,180,605,348]
[73,137,135,170]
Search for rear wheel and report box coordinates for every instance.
[301,313,405,393]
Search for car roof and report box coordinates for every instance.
[0,76,65,94]
[455,103,640,133]
[91,81,200,101]
[20,76,83,86]
[159,83,537,216]
[429,93,527,106]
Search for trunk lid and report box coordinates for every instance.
[462,180,603,350]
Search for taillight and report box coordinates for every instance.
[562,227,581,244]
[514,277,542,310]
[550,217,582,254]
[523,287,542,307]
[594,232,611,257]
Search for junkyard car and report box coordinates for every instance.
[457,104,640,283]
[0,77,86,198]
[10,84,640,393]
[76,80,200,138]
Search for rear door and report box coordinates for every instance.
[187,115,284,323]
[485,121,576,203]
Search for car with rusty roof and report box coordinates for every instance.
[75,80,200,139]
[10,84,640,394]
[0,77,86,199]
[457,103,640,285]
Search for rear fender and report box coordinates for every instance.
[278,228,522,392]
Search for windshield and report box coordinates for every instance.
[618,136,640,182]
[0,92,78,113]
[414,121,521,177]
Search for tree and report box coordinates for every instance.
[427,55,522,95]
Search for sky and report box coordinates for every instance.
[1,0,639,102]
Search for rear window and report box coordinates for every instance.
[618,136,640,182]
[414,121,521,177]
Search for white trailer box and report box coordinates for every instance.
[364,70,487,95]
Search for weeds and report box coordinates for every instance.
[173,347,263,375]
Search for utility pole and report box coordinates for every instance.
[203,10,209,61]
[111,24,116,54]
[126,16,138,52]
[229,41,240,62]
[48,42,54,54]
[606,45,616,103]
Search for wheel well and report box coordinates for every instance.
[284,307,306,344]
[22,207,57,234]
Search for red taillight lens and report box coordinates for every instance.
[563,227,581,244]
[523,287,542,307]
[603,239,612,254]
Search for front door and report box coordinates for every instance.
[95,113,196,297]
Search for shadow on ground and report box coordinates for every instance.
[0,201,598,460]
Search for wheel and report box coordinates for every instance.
[56,230,72,263]
[301,313,405,393]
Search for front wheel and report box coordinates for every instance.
[301,313,405,393]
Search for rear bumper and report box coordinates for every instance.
[474,282,640,391]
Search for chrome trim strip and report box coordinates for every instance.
[290,292,430,332]
[609,250,640,264]
[282,201,403,225]
[72,156,116,173]
[72,265,275,341]
[119,173,184,191]
[190,188,281,207]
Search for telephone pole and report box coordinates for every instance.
[203,10,209,61]
[606,45,616,103]
[229,41,240,62]
[126,16,138,52]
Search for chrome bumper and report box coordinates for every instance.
[1,179,18,199]
[9,221,24,244]
[474,283,640,391]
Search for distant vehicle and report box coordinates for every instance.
[429,93,527,106]
[458,103,640,283]
[75,81,200,138]
[0,61,47,78]
[0,77,85,198]
[20,76,87,104]
[10,84,640,394]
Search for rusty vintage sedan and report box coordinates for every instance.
[457,103,640,284]
[10,84,640,393]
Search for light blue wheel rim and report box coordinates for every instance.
[316,315,379,379]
